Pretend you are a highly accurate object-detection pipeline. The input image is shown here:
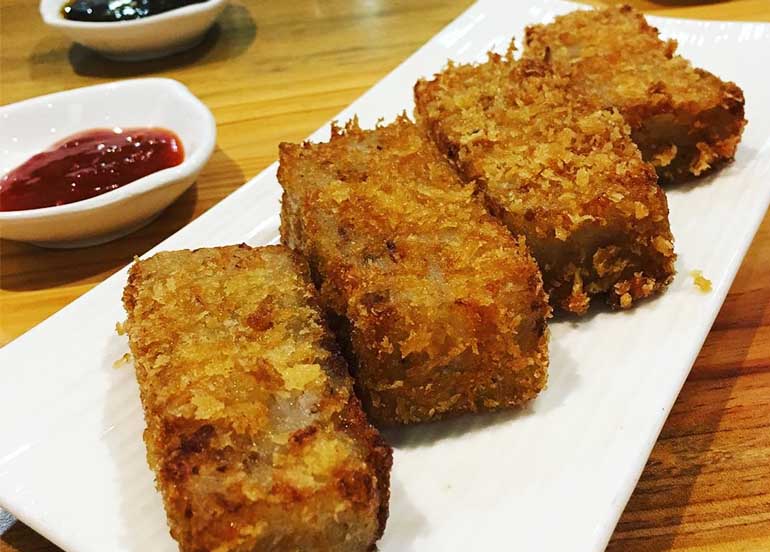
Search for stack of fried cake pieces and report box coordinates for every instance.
[122,6,745,552]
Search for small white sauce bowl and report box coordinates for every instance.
[0,78,216,248]
[39,0,229,61]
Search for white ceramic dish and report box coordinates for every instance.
[1,1,769,550]
[0,78,216,248]
[39,0,228,61]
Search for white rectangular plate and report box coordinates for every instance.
[2,1,769,550]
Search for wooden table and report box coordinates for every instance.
[1,1,768,550]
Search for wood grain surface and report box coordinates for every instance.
[1,1,768,551]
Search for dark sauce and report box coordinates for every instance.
[61,0,209,22]
[0,128,184,212]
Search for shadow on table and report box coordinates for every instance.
[605,278,768,550]
[1,520,63,552]
[67,3,257,78]
[0,185,197,292]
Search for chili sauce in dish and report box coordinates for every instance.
[0,127,184,212]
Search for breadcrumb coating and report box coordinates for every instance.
[414,46,676,314]
[122,245,391,552]
[524,5,747,182]
[690,269,712,293]
[278,116,550,425]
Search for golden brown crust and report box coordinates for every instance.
[278,116,550,425]
[122,244,391,552]
[523,5,747,182]
[414,46,676,314]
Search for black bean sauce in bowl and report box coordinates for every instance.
[61,0,209,22]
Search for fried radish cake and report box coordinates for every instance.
[524,5,746,182]
[414,47,675,314]
[122,244,391,552]
[278,116,550,425]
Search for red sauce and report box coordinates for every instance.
[0,127,184,212]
